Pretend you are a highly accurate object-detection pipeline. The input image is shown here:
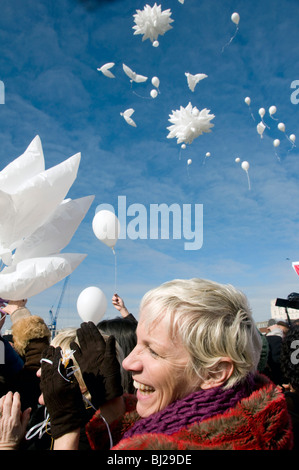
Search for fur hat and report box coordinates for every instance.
[12,315,51,357]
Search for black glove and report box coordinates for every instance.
[40,346,88,439]
[70,322,123,409]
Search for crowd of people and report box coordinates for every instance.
[0,279,298,451]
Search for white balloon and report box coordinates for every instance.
[181,144,186,149]
[77,286,107,324]
[290,134,296,143]
[92,210,120,250]
[235,157,240,163]
[151,76,160,88]
[259,108,265,118]
[120,108,137,127]
[273,139,280,147]
[269,105,277,116]
[150,89,158,98]
[153,40,159,47]
[231,12,240,25]
[245,97,251,105]
[241,161,249,171]
[257,121,266,137]
[185,72,208,92]
[97,62,115,79]
[278,122,285,132]
[205,152,211,157]
[0,253,86,300]
[187,159,192,165]
[122,64,148,83]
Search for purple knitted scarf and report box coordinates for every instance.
[123,374,256,438]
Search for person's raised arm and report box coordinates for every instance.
[112,294,130,318]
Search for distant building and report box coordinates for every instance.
[270,299,299,322]
[256,298,299,334]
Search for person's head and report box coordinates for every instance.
[123,278,262,418]
[98,317,137,359]
[280,324,299,393]
[98,317,137,394]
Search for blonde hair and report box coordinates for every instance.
[140,278,262,389]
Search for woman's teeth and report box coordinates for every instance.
[134,380,155,394]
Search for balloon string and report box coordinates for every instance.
[249,108,255,122]
[112,248,117,292]
[274,151,281,162]
[186,164,190,179]
[132,90,151,100]
[287,142,296,154]
[221,26,239,53]
[261,118,270,129]
[82,396,113,449]
[245,170,251,190]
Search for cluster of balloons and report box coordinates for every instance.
[98,62,161,106]
[97,3,211,132]
[245,98,296,152]
[0,136,94,300]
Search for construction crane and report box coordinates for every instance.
[48,275,69,338]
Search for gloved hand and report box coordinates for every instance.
[70,322,123,409]
[40,346,88,439]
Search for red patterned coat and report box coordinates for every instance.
[86,374,293,450]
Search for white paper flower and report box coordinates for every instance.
[167,103,215,145]
[133,3,174,46]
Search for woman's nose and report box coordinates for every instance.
[122,346,142,372]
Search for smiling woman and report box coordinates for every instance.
[0,278,294,450]
[86,279,293,449]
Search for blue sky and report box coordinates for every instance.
[1,0,299,329]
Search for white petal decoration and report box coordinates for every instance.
[133,3,174,45]
[0,135,45,194]
[167,102,215,145]
[0,153,81,256]
[0,253,86,300]
[12,195,95,265]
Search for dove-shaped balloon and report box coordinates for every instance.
[122,63,148,83]
[120,108,137,127]
[185,73,208,92]
[97,62,116,78]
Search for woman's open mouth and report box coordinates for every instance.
[133,380,155,395]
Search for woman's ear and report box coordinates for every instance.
[200,357,234,390]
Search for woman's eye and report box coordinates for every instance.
[148,347,159,357]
